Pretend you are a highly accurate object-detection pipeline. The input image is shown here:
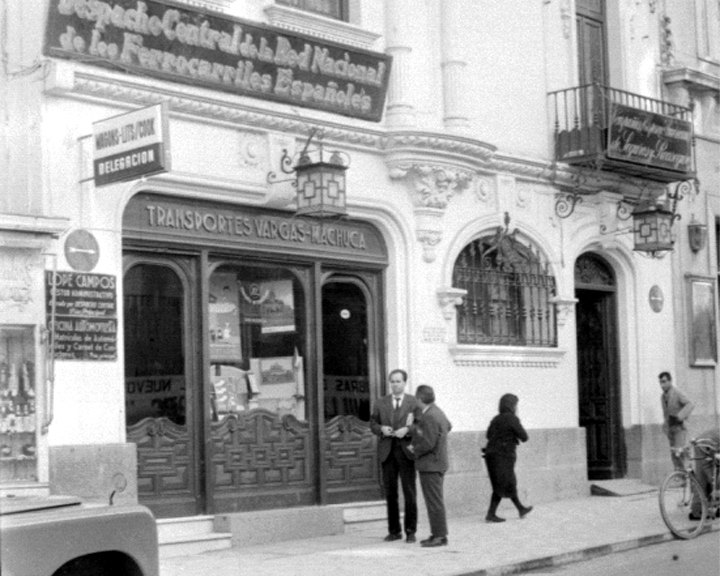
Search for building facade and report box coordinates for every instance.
[1,0,718,527]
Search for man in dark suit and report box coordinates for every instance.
[409,384,452,548]
[369,369,419,543]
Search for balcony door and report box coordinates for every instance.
[576,0,608,87]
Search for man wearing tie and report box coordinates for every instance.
[369,369,419,543]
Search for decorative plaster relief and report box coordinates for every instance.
[560,0,572,39]
[550,296,578,327]
[436,287,467,320]
[238,132,268,170]
[416,229,442,263]
[474,178,494,205]
[389,164,473,209]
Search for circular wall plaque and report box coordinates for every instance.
[649,285,664,313]
[64,229,100,272]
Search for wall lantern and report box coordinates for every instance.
[267,129,350,218]
[632,202,676,254]
[687,219,708,253]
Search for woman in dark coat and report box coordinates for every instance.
[483,393,532,523]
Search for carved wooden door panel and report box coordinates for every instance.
[321,274,382,504]
[575,253,624,480]
[124,256,202,517]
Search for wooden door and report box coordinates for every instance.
[320,273,383,504]
[124,255,203,517]
[575,253,625,480]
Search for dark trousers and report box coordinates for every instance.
[419,471,447,538]
[381,441,417,535]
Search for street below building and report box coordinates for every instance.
[524,531,720,575]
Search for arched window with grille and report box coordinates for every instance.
[452,226,557,347]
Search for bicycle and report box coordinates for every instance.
[658,437,720,539]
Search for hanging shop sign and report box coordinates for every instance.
[44,0,392,122]
[123,193,388,265]
[606,103,693,174]
[45,271,118,361]
[92,103,170,186]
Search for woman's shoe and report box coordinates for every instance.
[519,505,533,518]
[485,515,506,523]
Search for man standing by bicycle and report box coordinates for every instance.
[659,372,695,471]
[690,427,720,520]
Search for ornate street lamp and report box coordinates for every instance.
[268,129,350,218]
[632,202,676,254]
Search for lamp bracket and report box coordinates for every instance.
[616,200,633,221]
[267,148,298,185]
[555,189,583,219]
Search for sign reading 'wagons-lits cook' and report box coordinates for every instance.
[44,0,392,122]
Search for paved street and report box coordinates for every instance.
[524,531,720,575]
[160,492,720,576]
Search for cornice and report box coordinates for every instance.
[43,60,659,200]
[663,66,720,95]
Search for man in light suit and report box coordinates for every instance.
[410,384,452,548]
[369,369,419,542]
[659,371,695,470]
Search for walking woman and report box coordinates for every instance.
[483,393,533,523]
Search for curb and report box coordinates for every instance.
[456,525,720,576]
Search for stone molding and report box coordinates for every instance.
[264,5,380,49]
[449,345,566,368]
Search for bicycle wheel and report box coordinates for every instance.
[659,471,708,539]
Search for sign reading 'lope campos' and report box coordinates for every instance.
[44,0,392,122]
[93,103,170,186]
[607,103,693,174]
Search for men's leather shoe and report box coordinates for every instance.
[519,505,533,518]
[406,533,416,543]
[384,533,402,542]
[420,536,448,547]
[420,536,434,545]
[485,515,506,523]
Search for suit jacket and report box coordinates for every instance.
[370,393,419,462]
[661,386,694,433]
[411,403,452,473]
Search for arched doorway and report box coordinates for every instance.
[575,253,625,480]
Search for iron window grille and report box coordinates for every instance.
[453,227,557,347]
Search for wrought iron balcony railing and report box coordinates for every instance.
[549,84,695,183]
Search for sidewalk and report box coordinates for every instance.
[159,491,720,576]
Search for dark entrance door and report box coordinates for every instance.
[123,254,203,517]
[575,253,625,480]
[321,273,383,504]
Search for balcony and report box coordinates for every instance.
[549,84,695,183]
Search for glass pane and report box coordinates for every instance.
[276,0,347,21]
[124,264,186,426]
[208,264,306,421]
[323,281,369,421]
[0,326,37,482]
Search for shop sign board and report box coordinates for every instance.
[43,0,392,122]
[45,271,118,361]
[607,103,693,173]
[92,103,170,186]
[123,193,389,265]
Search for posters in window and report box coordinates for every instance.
[240,279,296,334]
[209,273,242,362]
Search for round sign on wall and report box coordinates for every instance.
[64,229,100,272]
[649,285,664,313]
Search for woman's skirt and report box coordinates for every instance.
[484,452,517,498]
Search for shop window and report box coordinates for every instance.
[453,233,557,347]
[124,264,186,426]
[0,326,37,482]
[275,0,349,21]
[208,263,307,421]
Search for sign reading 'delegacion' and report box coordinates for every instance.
[44,0,392,122]
[46,271,118,361]
[92,103,170,186]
